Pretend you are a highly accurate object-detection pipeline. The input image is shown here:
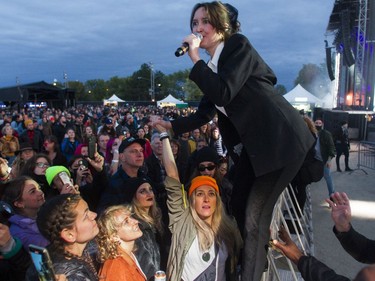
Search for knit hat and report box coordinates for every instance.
[189,175,219,196]
[24,119,33,127]
[196,147,220,165]
[123,177,150,203]
[45,166,71,186]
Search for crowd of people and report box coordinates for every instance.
[0,1,371,281]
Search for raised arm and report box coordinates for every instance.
[154,124,179,181]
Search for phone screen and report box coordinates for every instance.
[29,245,56,281]
[88,137,97,159]
[58,172,72,186]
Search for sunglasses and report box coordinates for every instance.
[35,162,50,168]
[198,165,216,172]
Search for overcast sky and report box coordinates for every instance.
[0,0,335,91]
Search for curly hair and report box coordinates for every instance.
[36,194,81,257]
[96,205,133,263]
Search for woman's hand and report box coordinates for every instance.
[184,33,202,64]
[0,158,10,178]
[60,183,79,195]
[149,115,171,133]
[87,153,104,172]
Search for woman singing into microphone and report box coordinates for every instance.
[152,2,314,281]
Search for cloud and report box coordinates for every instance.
[0,0,334,90]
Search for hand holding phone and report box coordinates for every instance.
[88,136,97,159]
[29,244,57,281]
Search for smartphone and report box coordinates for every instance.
[58,172,72,186]
[88,137,97,159]
[78,158,89,170]
[29,244,56,281]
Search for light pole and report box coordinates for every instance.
[138,63,156,102]
[150,62,155,102]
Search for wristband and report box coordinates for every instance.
[159,132,169,141]
[112,160,119,163]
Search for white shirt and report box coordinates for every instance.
[181,235,228,281]
[207,42,227,117]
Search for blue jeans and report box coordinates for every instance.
[323,164,335,196]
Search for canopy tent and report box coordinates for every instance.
[157,94,187,108]
[0,81,74,109]
[283,84,324,113]
[284,84,323,105]
[103,94,125,106]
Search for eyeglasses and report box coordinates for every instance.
[35,162,50,168]
[198,165,216,172]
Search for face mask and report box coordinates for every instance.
[315,125,322,131]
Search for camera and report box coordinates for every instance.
[78,159,89,170]
[0,201,14,225]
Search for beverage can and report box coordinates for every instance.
[154,270,166,281]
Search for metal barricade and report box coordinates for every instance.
[357,141,375,172]
[261,185,314,281]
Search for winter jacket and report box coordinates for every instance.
[8,214,49,250]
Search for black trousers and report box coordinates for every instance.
[231,149,305,281]
[335,144,350,170]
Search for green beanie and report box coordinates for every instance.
[45,166,71,186]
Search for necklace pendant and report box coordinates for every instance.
[202,252,210,262]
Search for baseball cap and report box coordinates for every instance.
[118,137,146,153]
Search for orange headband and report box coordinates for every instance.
[189,175,219,196]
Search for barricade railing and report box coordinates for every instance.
[261,185,314,281]
[357,141,375,173]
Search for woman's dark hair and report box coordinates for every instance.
[37,194,81,255]
[190,1,240,41]
[1,176,33,214]
[44,135,61,153]
[20,153,51,177]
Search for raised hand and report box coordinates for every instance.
[326,192,352,233]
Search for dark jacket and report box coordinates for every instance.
[171,33,314,177]
[333,225,375,264]
[318,129,336,163]
[96,167,146,214]
[297,225,375,281]
[19,129,43,152]
[0,237,31,281]
[134,218,161,280]
[297,256,350,281]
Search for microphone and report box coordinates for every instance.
[175,33,202,57]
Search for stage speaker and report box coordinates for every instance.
[325,41,335,81]
[341,9,355,67]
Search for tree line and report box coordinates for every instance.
[58,62,330,102]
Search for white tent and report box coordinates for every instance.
[284,84,323,106]
[157,94,187,107]
[103,94,125,106]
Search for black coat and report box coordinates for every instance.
[298,225,375,281]
[171,33,314,177]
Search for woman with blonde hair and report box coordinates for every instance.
[0,125,19,165]
[156,125,242,281]
[120,177,167,280]
[97,204,146,281]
